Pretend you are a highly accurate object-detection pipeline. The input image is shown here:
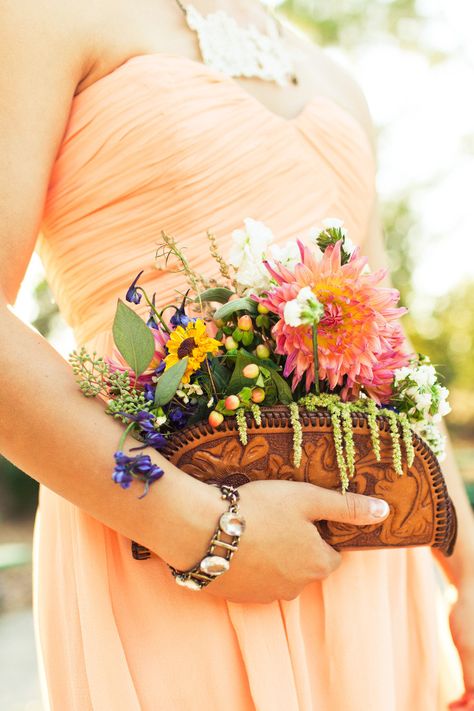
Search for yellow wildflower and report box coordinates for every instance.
[165,319,221,384]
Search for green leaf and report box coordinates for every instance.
[112,299,155,377]
[270,370,293,404]
[154,358,188,407]
[214,298,258,322]
[207,355,231,394]
[196,287,235,304]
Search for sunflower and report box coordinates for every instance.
[164,319,221,384]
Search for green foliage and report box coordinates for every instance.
[112,299,155,377]
[213,297,258,321]
[197,287,235,304]
[154,358,189,407]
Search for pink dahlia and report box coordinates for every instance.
[105,326,169,388]
[258,240,412,403]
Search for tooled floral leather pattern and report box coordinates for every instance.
[161,410,457,555]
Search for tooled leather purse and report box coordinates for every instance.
[131,405,458,560]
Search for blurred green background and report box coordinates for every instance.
[2,0,474,543]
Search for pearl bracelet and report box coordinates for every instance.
[167,483,246,591]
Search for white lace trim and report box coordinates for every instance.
[184,4,296,87]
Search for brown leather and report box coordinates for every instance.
[131,406,458,560]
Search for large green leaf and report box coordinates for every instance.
[196,287,235,304]
[154,358,188,407]
[213,297,258,322]
[112,299,155,377]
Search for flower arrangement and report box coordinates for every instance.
[69,218,451,497]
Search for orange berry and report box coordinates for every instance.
[237,315,253,331]
[208,411,224,428]
[251,388,265,403]
[224,395,240,411]
[242,364,259,379]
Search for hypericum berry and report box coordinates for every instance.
[257,303,269,314]
[256,344,270,359]
[232,327,243,342]
[251,388,265,403]
[208,411,224,428]
[241,330,254,347]
[225,336,238,351]
[215,318,225,328]
[224,395,240,411]
[242,363,259,379]
[237,315,253,331]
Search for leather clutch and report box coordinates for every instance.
[131,406,457,560]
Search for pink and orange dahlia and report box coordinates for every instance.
[258,240,411,403]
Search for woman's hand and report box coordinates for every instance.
[448,579,474,709]
[189,479,390,604]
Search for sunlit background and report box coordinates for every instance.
[1,1,473,708]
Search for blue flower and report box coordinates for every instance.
[125,270,144,304]
[168,407,189,428]
[112,451,164,497]
[142,431,167,449]
[143,384,155,402]
[170,292,196,328]
[146,292,159,329]
[117,410,167,452]
[155,362,166,375]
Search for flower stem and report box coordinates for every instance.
[312,324,320,395]
[118,421,136,452]
[205,357,219,400]
[138,288,171,334]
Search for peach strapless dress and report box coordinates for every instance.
[32,53,461,710]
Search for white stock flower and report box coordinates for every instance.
[414,392,432,412]
[393,366,412,384]
[283,300,302,327]
[283,286,324,327]
[269,240,302,268]
[413,422,446,460]
[393,358,451,425]
[411,364,436,388]
[229,218,275,290]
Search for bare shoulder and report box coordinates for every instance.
[283,19,377,156]
[323,53,376,155]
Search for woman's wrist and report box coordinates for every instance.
[127,444,227,569]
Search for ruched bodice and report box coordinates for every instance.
[37,52,375,347]
[32,52,461,711]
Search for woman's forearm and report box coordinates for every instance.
[432,420,474,587]
[0,303,223,569]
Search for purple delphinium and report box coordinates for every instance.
[125,270,144,304]
[146,292,158,329]
[117,410,167,451]
[143,383,155,402]
[170,293,196,329]
[112,451,164,498]
[168,407,189,428]
[155,361,166,376]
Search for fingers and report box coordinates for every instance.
[303,484,390,526]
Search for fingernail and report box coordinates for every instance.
[369,499,389,518]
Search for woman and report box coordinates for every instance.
[0,0,472,708]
